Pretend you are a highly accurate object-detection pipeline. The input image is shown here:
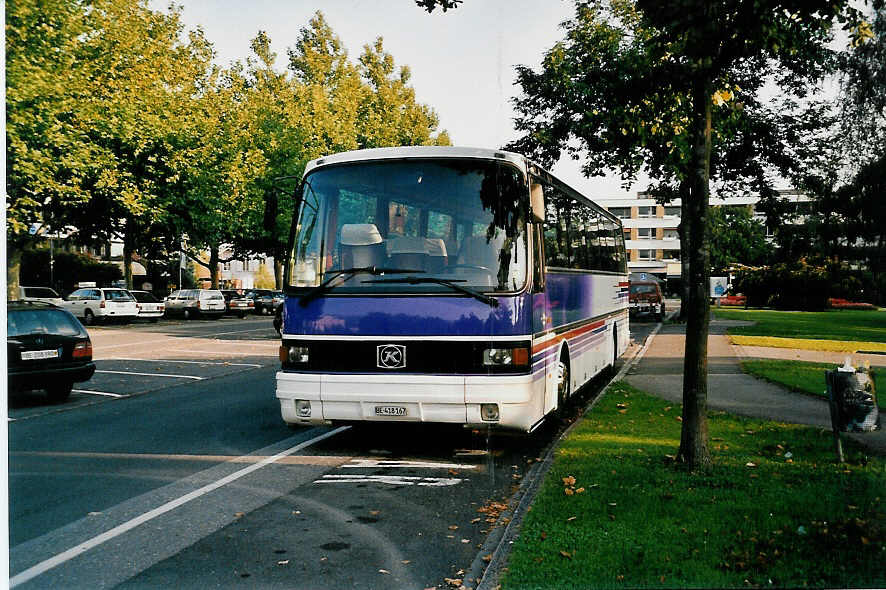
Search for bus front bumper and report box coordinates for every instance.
[275,371,542,432]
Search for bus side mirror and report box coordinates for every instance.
[530,183,545,222]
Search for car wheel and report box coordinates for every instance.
[83,309,95,326]
[183,308,193,320]
[150,318,159,323]
[46,382,73,403]
[238,313,245,319]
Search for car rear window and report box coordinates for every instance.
[132,292,159,303]
[105,290,135,301]
[8,309,83,337]
[200,291,224,300]
[24,287,60,298]
[630,284,658,295]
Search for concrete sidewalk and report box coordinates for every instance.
[625,319,886,455]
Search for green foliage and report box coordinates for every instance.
[733,258,866,311]
[503,383,886,589]
[708,205,769,272]
[20,248,121,294]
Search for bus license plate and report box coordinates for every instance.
[21,349,60,361]
[375,406,407,417]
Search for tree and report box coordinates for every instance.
[708,206,769,272]
[424,0,860,470]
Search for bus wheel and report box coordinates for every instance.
[556,350,571,411]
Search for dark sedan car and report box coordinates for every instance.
[7,301,96,402]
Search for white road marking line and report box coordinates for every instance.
[107,358,264,368]
[9,426,350,587]
[72,390,128,398]
[342,459,477,470]
[94,370,204,380]
[315,474,463,487]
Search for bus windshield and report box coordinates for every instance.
[287,159,529,294]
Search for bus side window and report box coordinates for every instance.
[533,222,545,291]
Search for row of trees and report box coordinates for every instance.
[6,1,450,296]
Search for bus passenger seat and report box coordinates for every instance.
[387,236,429,271]
[456,235,500,271]
[340,224,384,269]
[424,239,448,273]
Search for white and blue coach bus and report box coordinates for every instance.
[276,146,629,432]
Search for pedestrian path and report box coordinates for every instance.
[625,319,886,455]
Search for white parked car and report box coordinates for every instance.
[61,287,139,325]
[128,290,165,322]
[164,289,226,319]
[16,286,64,306]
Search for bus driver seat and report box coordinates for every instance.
[454,235,501,286]
[340,224,384,269]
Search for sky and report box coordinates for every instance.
[153,0,646,198]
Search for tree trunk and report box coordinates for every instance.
[7,241,23,300]
[678,179,691,320]
[677,73,713,472]
[274,258,283,290]
[123,219,135,290]
[209,247,220,289]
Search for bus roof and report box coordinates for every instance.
[303,146,528,177]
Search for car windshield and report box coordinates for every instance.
[287,159,529,294]
[630,284,658,295]
[8,309,83,337]
[105,290,135,301]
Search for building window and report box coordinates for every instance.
[637,227,654,239]
[637,206,656,218]
[663,249,681,260]
[638,249,655,261]
[664,206,680,217]
[608,207,631,219]
[663,229,679,240]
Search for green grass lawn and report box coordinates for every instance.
[712,308,886,343]
[741,359,886,410]
[502,382,885,589]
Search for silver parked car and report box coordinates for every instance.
[164,289,226,319]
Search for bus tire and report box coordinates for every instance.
[556,348,571,413]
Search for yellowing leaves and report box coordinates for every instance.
[712,88,734,106]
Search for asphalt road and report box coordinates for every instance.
[8,313,655,589]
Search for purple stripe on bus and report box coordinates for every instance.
[284,294,531,337]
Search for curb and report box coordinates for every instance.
[469,322,663,590]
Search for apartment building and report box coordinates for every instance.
[596,190,808,285]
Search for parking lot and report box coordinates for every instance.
[8,315,280,421]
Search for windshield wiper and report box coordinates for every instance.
[298,266,425,306]
[361,276,500,308]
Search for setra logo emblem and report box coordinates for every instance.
[377,344,406,369]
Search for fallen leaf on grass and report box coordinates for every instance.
[379,569,390,574]
[564,488,574,496]
[370,510,380,516]
[562,476,577,486]
[471,517,482,523]
[566,516,577,522]
[461,539,471,544]
[402,560,411,564]
[746,462,757,468]
[277,560,289,566]
[483,554,493,562]
[234,512,245,519]
[449,525,459,530]
[444,578,462,587]
[559,550,573,559]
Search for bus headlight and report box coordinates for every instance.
[280,344,310,364]
[480,403,500,421]
[482,347,529,367]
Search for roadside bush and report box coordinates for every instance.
[733,258,865,311]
